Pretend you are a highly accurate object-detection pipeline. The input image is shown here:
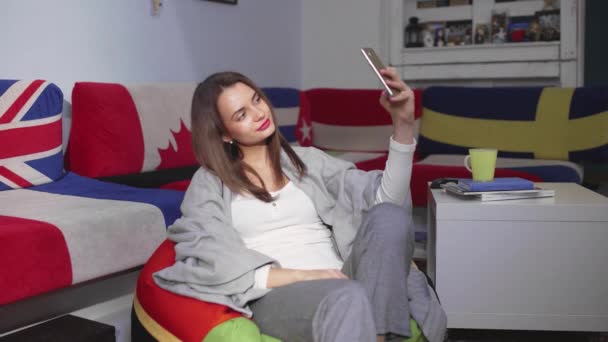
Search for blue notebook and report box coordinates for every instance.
[458,177,534,192]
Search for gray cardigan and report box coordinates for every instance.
[153,146,446,342]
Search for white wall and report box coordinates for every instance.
[301,0,386,89]
[1,0,302,100]
[2,0,386,95]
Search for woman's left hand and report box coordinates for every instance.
[378,67,415,127]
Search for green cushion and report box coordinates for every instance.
[204,317,426,342]
[203,317,281,342]
[404,318,426,342]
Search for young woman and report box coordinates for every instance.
[154,70,447,342]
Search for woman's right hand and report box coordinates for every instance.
[266,268,349,288]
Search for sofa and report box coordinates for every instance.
[2,79,605,340]
[0,80,185,334]
[63,81,604,341]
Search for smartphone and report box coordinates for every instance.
[360,47,395,97]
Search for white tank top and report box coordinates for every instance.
[231,181,344,270]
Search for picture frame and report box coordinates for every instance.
[205,0,237,5]
[422,22,447,47]
[417,0,436,9]
[508,15,534,43]
[490,9,509,44]
[446,20,473,46]
[535,9,560,41]
[474,23,489,44]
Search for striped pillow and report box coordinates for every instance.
[303,88,393,152]
[0,80,64,190]
[302,88,425,153]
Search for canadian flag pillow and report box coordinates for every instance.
[67,82,305,178]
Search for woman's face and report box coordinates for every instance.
[217,82,275,146]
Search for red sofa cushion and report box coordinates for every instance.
[354,155,544,207]
[0,215,71,305]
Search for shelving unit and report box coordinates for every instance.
[399,41,560,64]
[385,0,582,87]
[412,4,473,22]
[492,0,546,17]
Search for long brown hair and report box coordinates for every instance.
[191,71,306,202]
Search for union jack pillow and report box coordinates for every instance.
[0,80,64,190]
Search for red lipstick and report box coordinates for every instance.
[257,118,271,131]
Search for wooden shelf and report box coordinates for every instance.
[401,61,560,81]
[413,5,472,22]
[400,41,560,65]
[493,0,546,17]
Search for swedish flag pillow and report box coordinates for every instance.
[418,86,608,162]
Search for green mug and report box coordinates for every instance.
[464,148,497,182]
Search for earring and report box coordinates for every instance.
[225,139,239,159]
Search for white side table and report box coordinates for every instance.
[427,183,608,332]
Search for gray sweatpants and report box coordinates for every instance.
[249,203,415,342]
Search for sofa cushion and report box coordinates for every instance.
[0,215,72,305]
[0,172,184,305]
[67,82,301,179]
[67,82,197,178]
[325,150,388,170]
[0,80,63,190]
[337,152,555,207]
[419,86,608,162]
